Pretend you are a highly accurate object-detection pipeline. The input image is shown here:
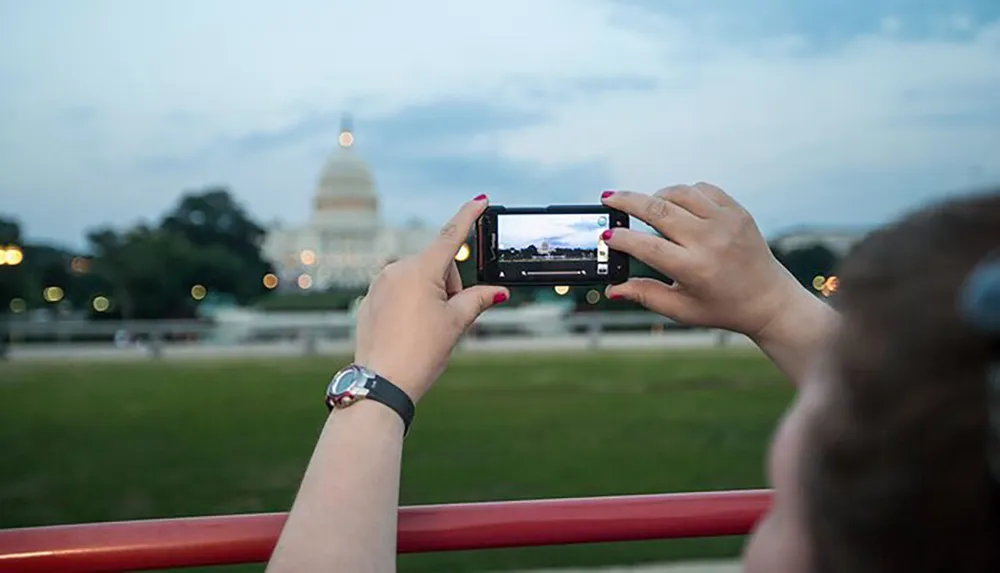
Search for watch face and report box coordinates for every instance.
[332,368,360,395]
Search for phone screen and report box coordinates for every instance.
[478,206,629,285]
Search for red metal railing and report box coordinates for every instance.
[0,489,771,573]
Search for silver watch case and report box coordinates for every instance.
[326,364,376,410]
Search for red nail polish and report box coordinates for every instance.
[601,190,615,199]
[608,293,623,300]
[600,229,614,241]
[473,194,488,201]
[493,292,508,304]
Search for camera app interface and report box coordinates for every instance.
[496,213,612,281]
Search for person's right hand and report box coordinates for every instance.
[601,182,805,340]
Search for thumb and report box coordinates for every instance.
[448,285,510,328]
[606,278,688,320]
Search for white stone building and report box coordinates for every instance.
[262,119,436,291]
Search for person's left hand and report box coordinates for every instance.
[353,195,509,404]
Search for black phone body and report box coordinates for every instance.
[476,204,630,286]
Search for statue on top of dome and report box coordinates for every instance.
[338,114,354,148]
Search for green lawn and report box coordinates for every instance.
[0,350,791,572]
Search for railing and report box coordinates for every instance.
[3,312,747,361]
[0,490,771,572]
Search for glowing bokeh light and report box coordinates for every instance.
[262,273,279,289]
[300,249,317,265]
[586,289,601,304]
[43,286,64,303]
[455,243,471,262]
[70,257,90,274]
[9,298,26,313]
[92,296,110,312]
[2,246,23,266]
[554,285,570,296]
[812,275,826,291]
[297,274,313,289]
[190,284,207,301]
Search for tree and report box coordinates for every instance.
[0,217,25,313]
[160,187,272,304]
[0,216,21,245]
[0,217,87,314]
[88,225,244,319]
[83,187,274,320]
[774,243,839,291]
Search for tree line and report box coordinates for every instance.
[0,188,842,319]
[1,187,272,320]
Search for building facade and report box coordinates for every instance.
[768,226,868,257]
[262,119,436,291]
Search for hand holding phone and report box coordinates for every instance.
[476,205,630,286]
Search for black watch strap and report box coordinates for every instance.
[365,374,416,436]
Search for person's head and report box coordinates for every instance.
[743,189,1000,573]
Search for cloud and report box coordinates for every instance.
[0,0,998,247]
[486,15,1000,227]
[498,213,607,250]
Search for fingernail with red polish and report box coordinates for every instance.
[601,190,615,199]
[600,229,614,241]
[493,292,508,304]
[473,194,488,201]
[608,293,623,300]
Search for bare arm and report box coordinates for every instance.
[267,402,403,573]
[265,196,507,573]
[750,282,839,385]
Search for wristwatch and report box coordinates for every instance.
[326,364,415,436]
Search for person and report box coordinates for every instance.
[265,185,1000,573]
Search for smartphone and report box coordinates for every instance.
[476,205,630,286]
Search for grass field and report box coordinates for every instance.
[0,350,792,572]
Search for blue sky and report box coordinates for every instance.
[1,0,998,249]
[498,214,606,250]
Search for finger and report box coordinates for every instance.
[601,190,699,244]
[601,227,691,279]
[606,278,688,320]
[448,285,510,329]
[691,181,741,209]
[654,184,718,218]
[445,262,463,297]
[424,194,489,273]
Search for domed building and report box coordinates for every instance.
[262,116,435,291]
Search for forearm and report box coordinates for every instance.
[266,401,404,573]
[751,283,839,385]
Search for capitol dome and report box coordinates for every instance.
[260,113,438,292]
[312,117,378,229]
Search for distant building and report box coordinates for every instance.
[768,226,869,258]
[262,117,436,291]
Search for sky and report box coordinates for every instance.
[1,0,998,250]
[498,213,606,250]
